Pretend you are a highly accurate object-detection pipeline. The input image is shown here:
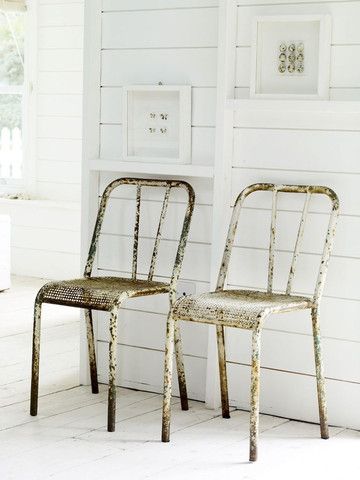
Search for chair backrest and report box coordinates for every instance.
[217,183,340,305]
[84,177,195,301]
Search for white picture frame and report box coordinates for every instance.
[250,15,332,100]
[122,85,192,164]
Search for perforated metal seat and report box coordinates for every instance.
[40,277,170,311]
[173,290,313,329]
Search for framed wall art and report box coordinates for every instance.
[250,15,332,100]
[122,85,192,164]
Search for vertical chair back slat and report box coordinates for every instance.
[148,185,171,282]
[267,190,278,293]
[286,191,311,295]
[217,183,339,303]
[132,185,141,280]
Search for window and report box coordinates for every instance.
[0,1,25,190]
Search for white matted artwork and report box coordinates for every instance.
[122,85,192,164]
[250,15,332,99]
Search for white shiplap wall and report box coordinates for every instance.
[225,0,360,429]
[93,0,219,401]
[0,0,84,279]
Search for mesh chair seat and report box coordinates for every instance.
[39,277,170,311]
[173,289,313,329]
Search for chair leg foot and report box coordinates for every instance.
[249,326,261,462]
[107,308,118,433]
[30,300,42,417]
[312,307,329,440]
[162,312,176,443]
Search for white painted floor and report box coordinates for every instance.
[0,276,359,479]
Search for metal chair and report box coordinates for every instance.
[161,183,339,462]
[30,177,195,432]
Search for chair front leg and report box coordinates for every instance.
[85,309,99,394]
[30,299,42,416]
[162,311,176,442]
[174,321,188,411]
[107,307,119,432]
[249,325,261,462]
[311,307,329,439]
[216,325,230,419]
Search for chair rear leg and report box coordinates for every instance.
[162,312,176,442]
[30,300,42,416]
[85,309,99,394]
[174,321,188,411]
[107,307,119,432]
[216,325,230,419]
[311,307,329,439]
[249,326,261,462]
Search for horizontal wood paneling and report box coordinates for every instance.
[236,2,360,46]
[37,182,81,203]
[38,49,83,72]
[101,49,217,87]
[38,4,84,26]
[37,138,82,162]
[102,0,218,10]
[38,160,82,184]
[226,328,360,383]
[11,225,80,255]
[233,129,360,173]
[37,72,83,95]
[37,94,83,117]
[227,362,360,430]
[37,116,83,140]
[102,8,218,49]
[38,26,83,49]
[100,124,215,166]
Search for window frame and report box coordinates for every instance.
[0,0,36,196]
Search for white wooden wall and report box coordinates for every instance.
[91,0,219,401]
[224,0,360,429]
[0,0,84,279]
[82,0,360,429]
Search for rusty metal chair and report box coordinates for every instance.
[162,183,339,462]
[30,177,195,432]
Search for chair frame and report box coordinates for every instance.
[30,177,195,431]
[162,183,339,461]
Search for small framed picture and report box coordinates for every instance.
[122,85,192,164]
[250,15,332,99]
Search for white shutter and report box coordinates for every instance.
[0,0,26,12]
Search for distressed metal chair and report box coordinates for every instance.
[30,177,195,432]
[162,183,339,462]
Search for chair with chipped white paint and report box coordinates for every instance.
[30,177,195,432]
[162,183,339,462]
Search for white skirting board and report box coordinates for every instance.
[0,215,11,291]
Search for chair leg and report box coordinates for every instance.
[85,309,99,394]
[107,307,119,432]
[174,321,188,411]
[249,326,261,462]
[216,325,230,419]
[162,312,176,442]
[311,307,329,440]
[30,300,42,416]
